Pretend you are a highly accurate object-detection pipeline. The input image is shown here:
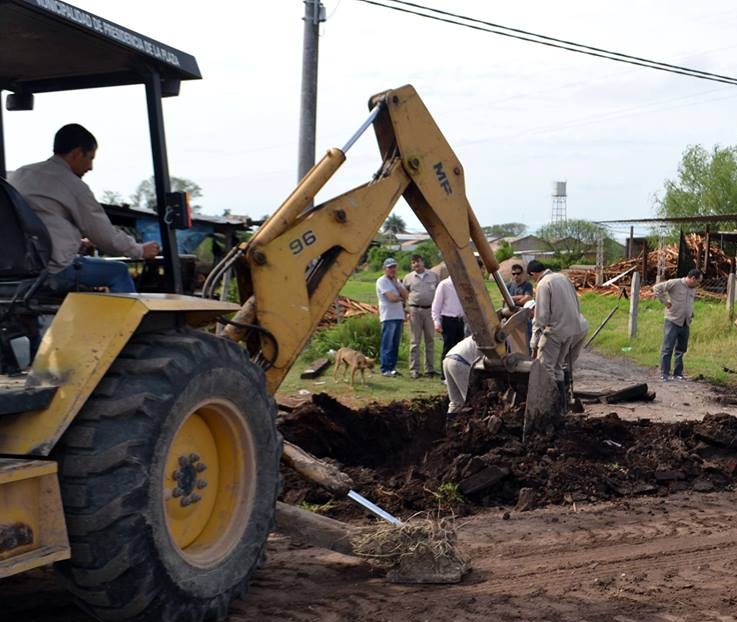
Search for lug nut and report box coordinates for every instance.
[172,487,183,498]
[196,480,208,489]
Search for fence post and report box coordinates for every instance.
[727,272,735,323]
[628,271,640,339]
[595,233,604,286]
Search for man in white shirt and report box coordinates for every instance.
[442,335,481,419]
[10,124,158,293]
[375,257,408,376]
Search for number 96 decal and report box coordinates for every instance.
[289,230,317,255]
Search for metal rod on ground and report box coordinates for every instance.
[584,287,626,349]
[347,490,402,525]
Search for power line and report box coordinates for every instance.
[353,0,737,87]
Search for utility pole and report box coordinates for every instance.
[298,0,325,184]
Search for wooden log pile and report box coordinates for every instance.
[319,296,378,326]
[566,233,735,297]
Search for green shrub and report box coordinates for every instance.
[304,314,382,360]
[367,246,396,271]
[495,240,514,262]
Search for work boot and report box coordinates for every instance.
[556,381,568,414]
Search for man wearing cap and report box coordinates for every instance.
[527,260,587,409]
[403,254,439,378]
[376,257,408,377]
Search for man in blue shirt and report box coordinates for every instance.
[506,263,533,306]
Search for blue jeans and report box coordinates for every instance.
[380,319,403,373]
[54,256,136,293]
[660,319,690,377]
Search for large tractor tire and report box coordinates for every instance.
[53,327,281,622]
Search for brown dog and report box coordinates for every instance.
[333,347,376,386]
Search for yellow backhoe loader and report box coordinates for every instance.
[0,2,553,620]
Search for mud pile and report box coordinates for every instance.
[278,392,737,520]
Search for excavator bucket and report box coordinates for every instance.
[523,359,564,443]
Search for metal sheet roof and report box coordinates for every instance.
[0,0,201,93]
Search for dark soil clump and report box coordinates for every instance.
[278,393,737,521]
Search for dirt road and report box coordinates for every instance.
[5,350,737,622]
[237,491,737,622]
[10,490,737,622]
[575,349,737,423]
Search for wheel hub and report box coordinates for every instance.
[171,453,208,507]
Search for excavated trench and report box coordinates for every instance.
[278,390,737,521]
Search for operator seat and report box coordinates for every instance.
[0,176,52,305]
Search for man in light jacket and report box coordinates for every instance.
[527,260,587,409]
[10,123,158,292]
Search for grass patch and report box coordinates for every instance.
[280,318,448,406]
[578,292,737,386]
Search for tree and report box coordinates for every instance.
[495,240,514,262]
[99,190,125,205]
[131,176,204,213]
[536,219,607,265]
[482,223,527,238]
[656,144,737,230]
[382,214,407,235]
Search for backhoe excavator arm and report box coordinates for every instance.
[220,85,522,394]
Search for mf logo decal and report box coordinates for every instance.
[433,162,452,195]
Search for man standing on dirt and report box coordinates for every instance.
[403,254,439,379]
[376,257,408,377]
[9,123,158,292]
[653,268,703,381]
[527,260,586,409]
[431,275,465,384]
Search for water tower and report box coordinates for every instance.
[551,180,567,223]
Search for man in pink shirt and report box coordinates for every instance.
[431,276,465,383]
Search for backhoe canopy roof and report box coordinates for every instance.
[0,0,203,293]
[0,0,201,94]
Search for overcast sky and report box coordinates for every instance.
[6,0,737,240]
